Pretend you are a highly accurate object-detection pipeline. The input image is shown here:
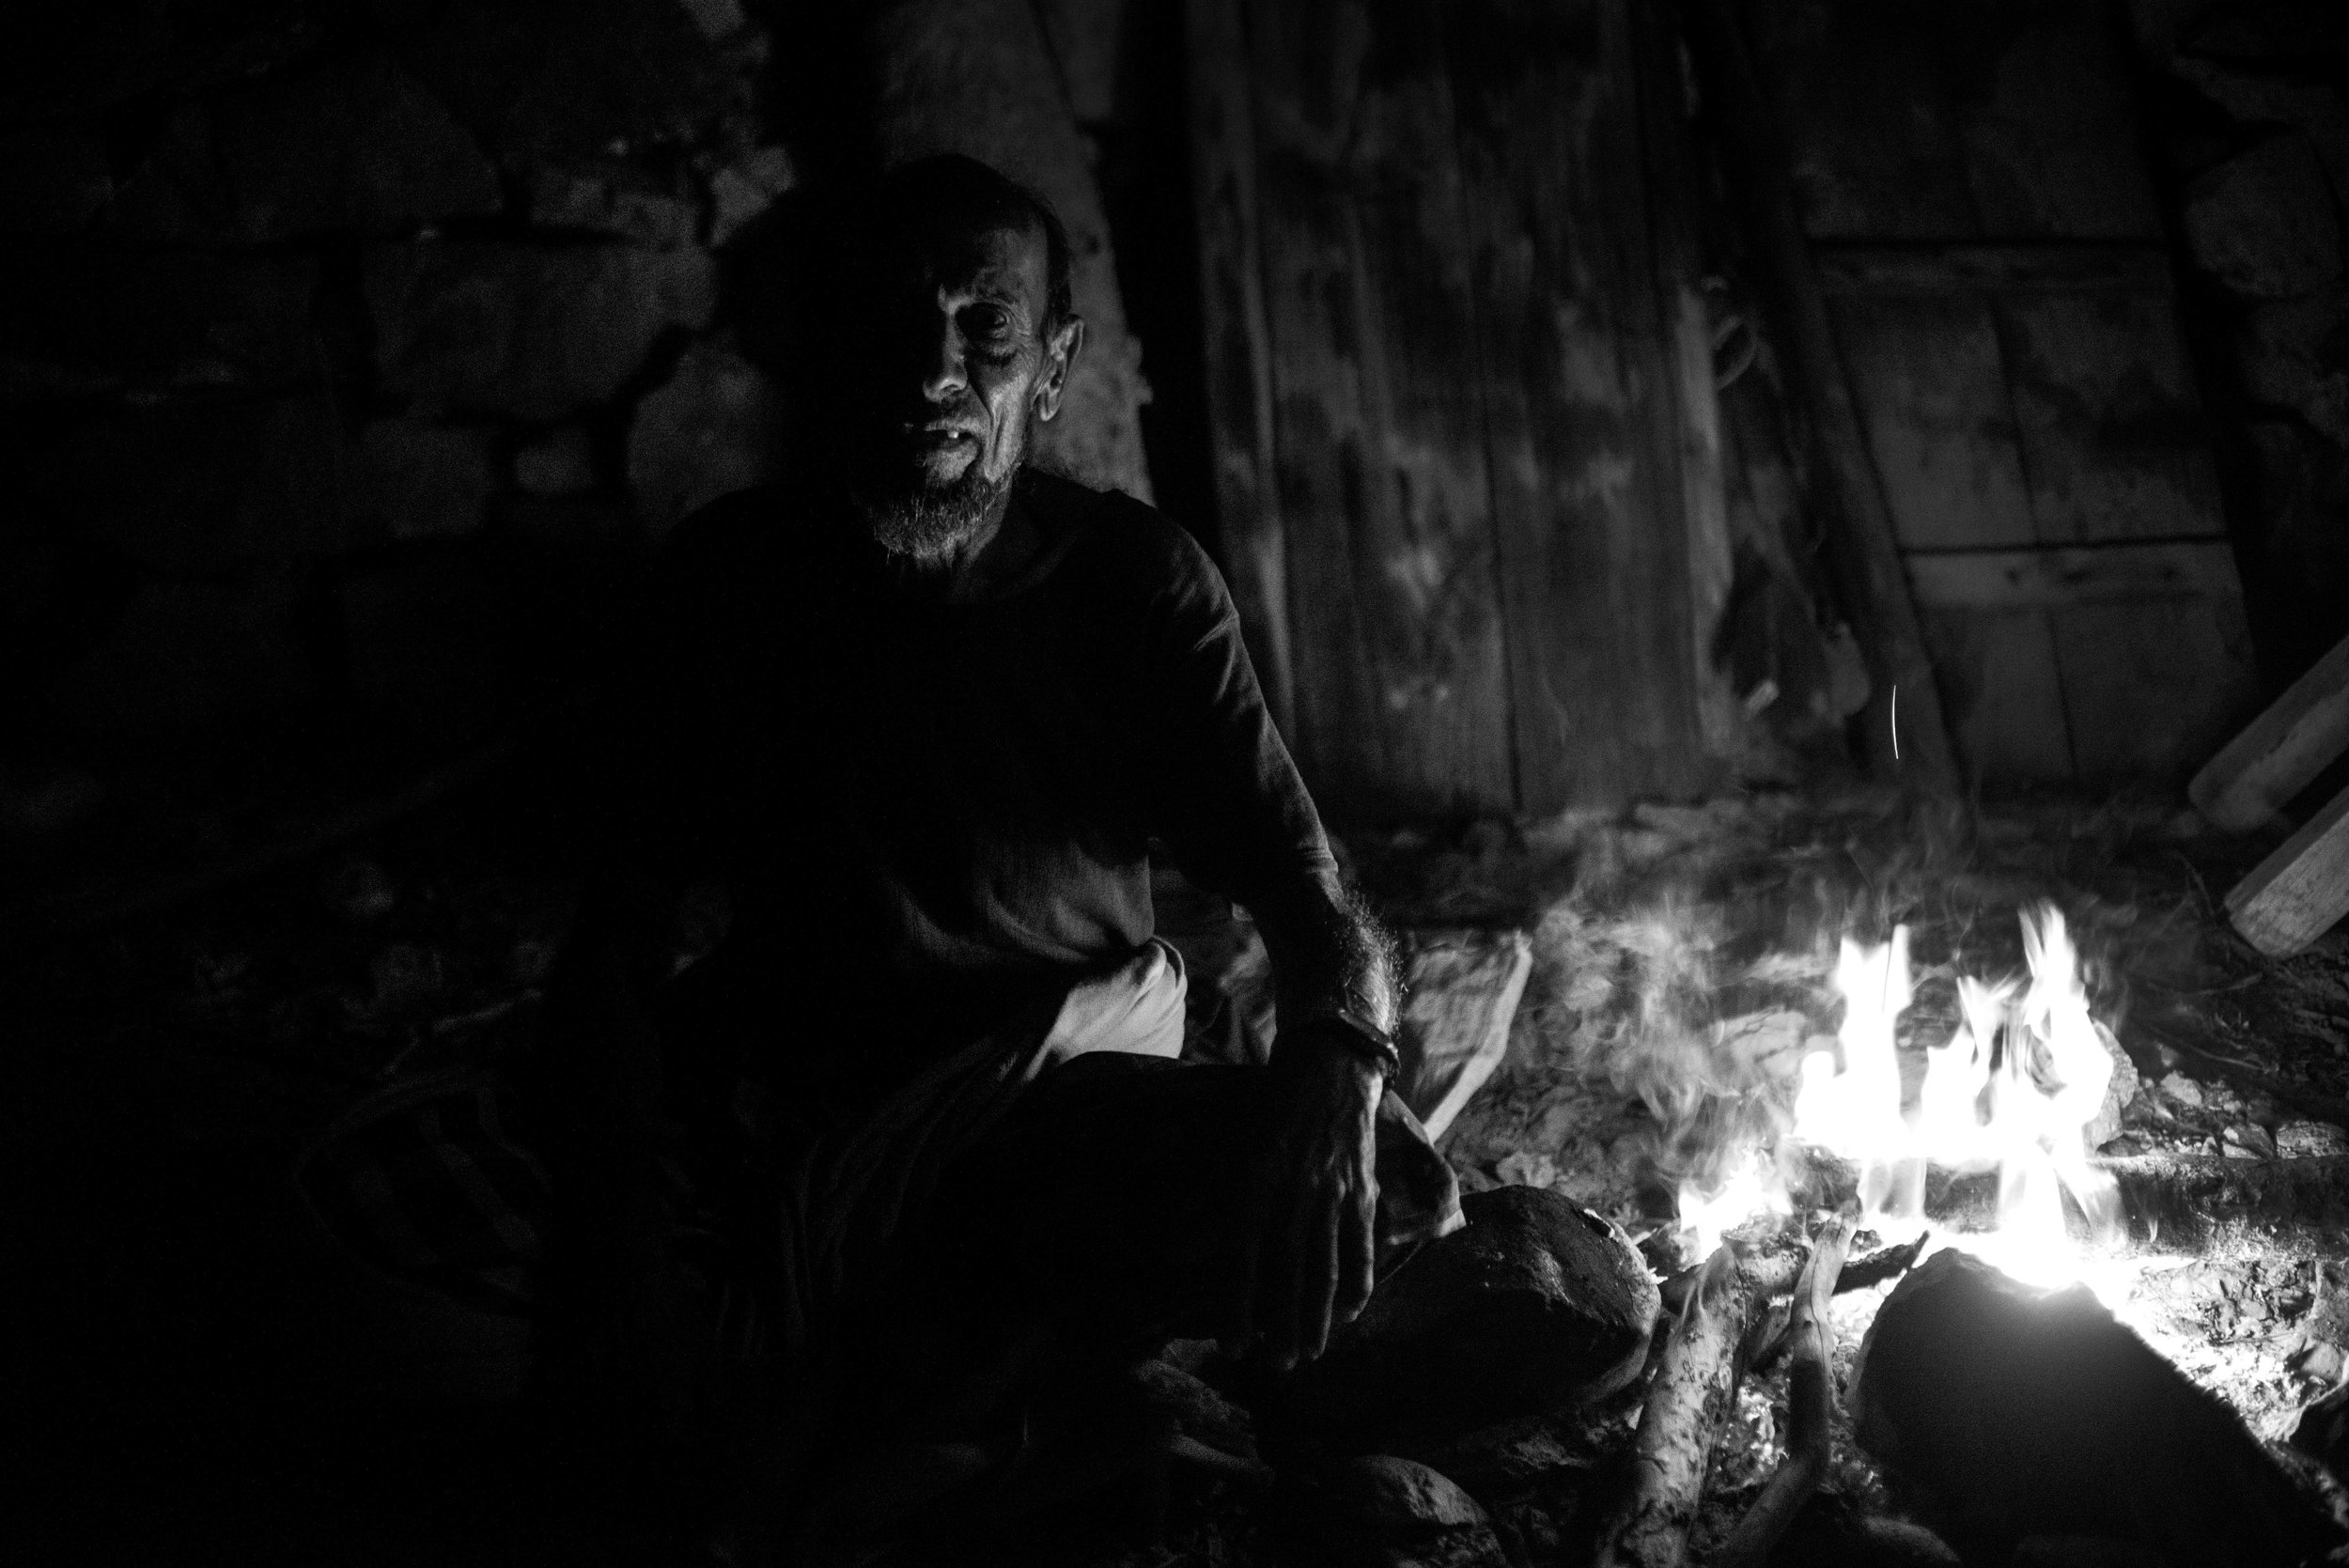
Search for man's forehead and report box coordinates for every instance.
[889,218,1050,303]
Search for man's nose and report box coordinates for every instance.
[921,318,967,404]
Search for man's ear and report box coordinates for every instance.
[1033,317,1084,423]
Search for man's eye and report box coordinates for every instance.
[964,307,1013,339]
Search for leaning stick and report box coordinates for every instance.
[1595,1247,1766,1568]
[1710,1218,1855,1568]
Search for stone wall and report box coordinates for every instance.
[2132,0,2349,687]
[1,0,1155,770]
[1,1,802,759]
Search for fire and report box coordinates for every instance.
[1681,902,2125,1289]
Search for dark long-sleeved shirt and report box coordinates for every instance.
[632,467,1337,1110]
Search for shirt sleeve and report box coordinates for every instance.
[1134,518,1344,916]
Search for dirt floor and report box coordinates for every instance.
[8,776,2349,1563]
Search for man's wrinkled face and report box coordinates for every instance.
[845,217,1081,562]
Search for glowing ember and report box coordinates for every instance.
[1680,902,2128,1291]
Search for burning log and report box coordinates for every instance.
[1595,1223,1846,1568]
[1710,1218,1853,1568]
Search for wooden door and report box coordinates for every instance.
[1190,0,1734,820]
[1747,0,2260,785]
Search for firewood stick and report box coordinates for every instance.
[1595,1247,1765,1568]
[1710,1218,1855,1568]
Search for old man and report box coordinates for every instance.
[530,154,1462,1554]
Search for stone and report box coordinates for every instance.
[514,427,600,497]
[1493,1150,1559,1189]
[2155,1072,2203,1110]
[2,244,318,401]
[2175,56,2349,207]
[625,340,784,538]
[46,579,316,743]
[2237,291,2349,445]
[2278,1121,2349,1158]
[2219,1123,2279,1160]
[366,240,717,421]
[1850,1250,2342,1566]
[356,420,499,541]
[395,0,743,175]
[108,51,501,243]
[708,146,796,247]
[0,126,112,236]
[1286,1454,1510,1568]
[2085,1022,2140,1151]
[527,163,699,249]
[1278,1185,1659,1448]
[2182,133,2345,298]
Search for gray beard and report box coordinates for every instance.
[861,462,1011,562]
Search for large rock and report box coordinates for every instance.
[395,0,743,176]
[107,50,501,243]
[2182,133,2345,298]
[1850,1249,2342,1567]
[863,0,1155,501]
[1284,1454,1510,1568]
[526,163,699,250]
[1278,1185,1659,1447]
[366,240,716,420]
[2237,289,2349,445]
[625,340,784,538]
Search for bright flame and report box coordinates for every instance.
[1675,1147,1789,1258]
[1680,902,2127,1292]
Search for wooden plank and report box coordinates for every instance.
[1245,0,1517,817]
[2227,783,2349,958]
[2191,633,2349,832]
[1919,607,2075,784]
[1995,286,2227,544]
[1446,0,1709,806]
[2050,598,2263,782]
[1186,0,1297,741]
[1631,0,1742,768]
[1826,290,2038,551]
[1814,243,2170,294]
[1686,0,1962,790]
[1398,927,1532,1141]
[1905,540,2243,609]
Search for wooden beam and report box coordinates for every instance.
[2227,783,2349,957]
[1185,0,1297,742]
[1680,0,1961,793]
[1905,540,2240,609]
[2191,633,2349,832]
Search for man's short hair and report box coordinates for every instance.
[867,153,1075,337]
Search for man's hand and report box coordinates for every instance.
[1231,1024,1383,1369]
